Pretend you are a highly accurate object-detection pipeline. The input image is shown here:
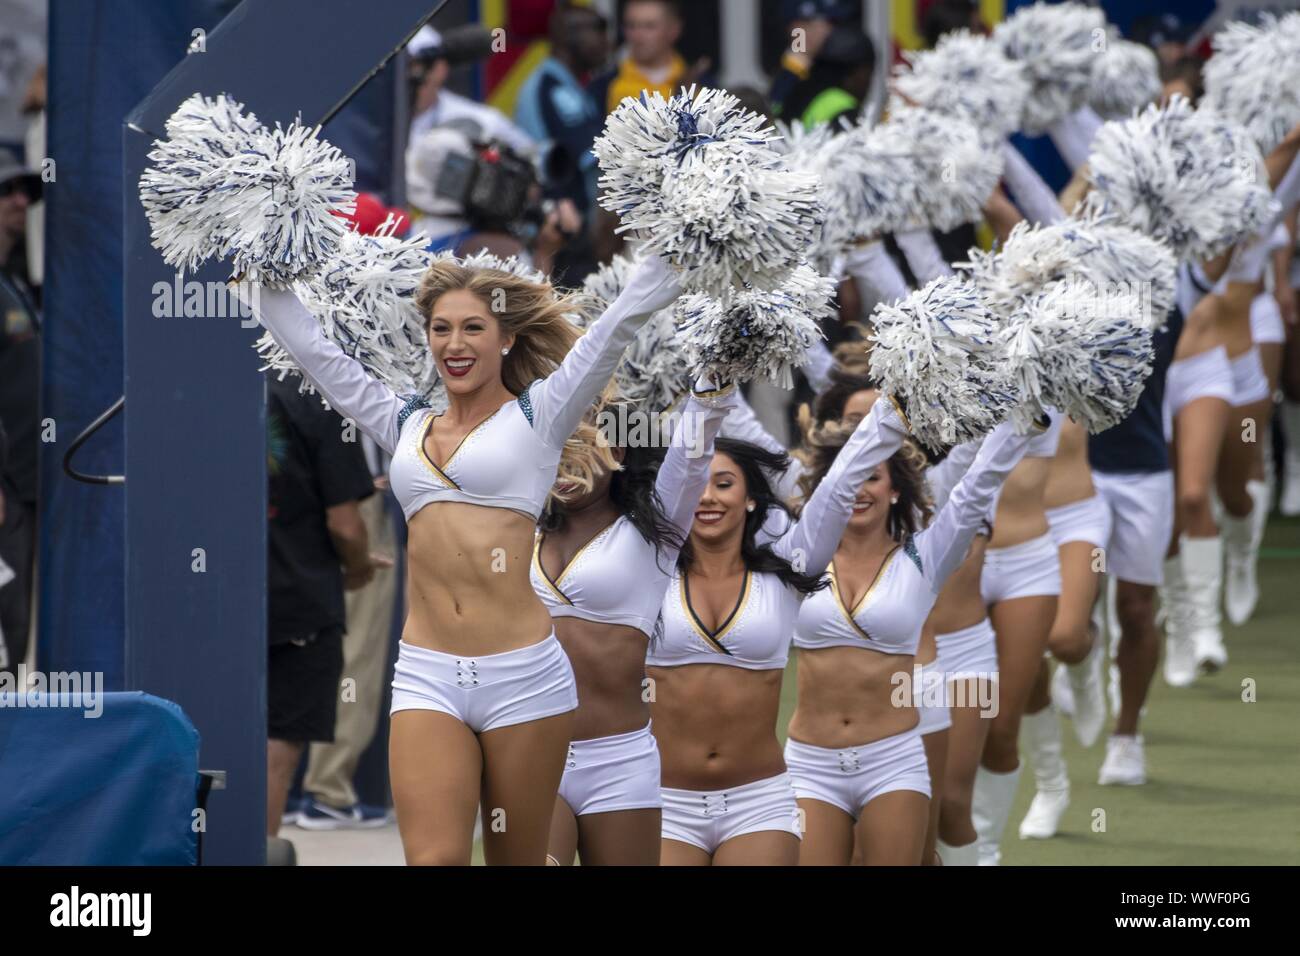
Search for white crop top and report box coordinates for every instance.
[646,398,911,671]
[794,421,1038,656]
[250,257,680,522]
[529,387,736,637]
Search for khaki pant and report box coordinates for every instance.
[304,493,397,809]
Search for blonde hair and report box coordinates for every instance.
[550,388,624,505]
[414,260,595,396]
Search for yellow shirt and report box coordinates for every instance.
[605,52,687,113]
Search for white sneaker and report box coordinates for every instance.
[1019,787,1070,839]
[1193,627,1228,672]
[1098,734,1146,786]
[1165,630,1199,686]
[1067,643,1106,747]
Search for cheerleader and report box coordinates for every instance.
[249,255,684,864]
[539,381,735,865]
[648,397,915,865]
[1018,417,1109,840]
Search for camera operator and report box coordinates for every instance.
[405,122,580,278]
[406,24,535,156]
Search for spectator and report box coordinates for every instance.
[590,0,708,115]
[265,375,381,838]
[768,0,854,117]
[299,431,397,830]
[920,0,983,48]
[782,23,876,129]
[407,25,535,155]
[514,1,609,272]
[0,148,40,677]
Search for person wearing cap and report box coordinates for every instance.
[407,24,535,156]
[0,148,40,678]
[782,23,876,129]
[769,0,857,116]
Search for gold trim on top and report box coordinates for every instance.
[680,571,750,654]
[418,405,504,489]
[532,521,617,606]
[829,546,900,641]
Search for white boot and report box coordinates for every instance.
[1160,554,1197,687]
[1182,535,1227,672]
[1065,634,1106,747]
[1222,481,1267,625]
[1018,710,1070,839]
[1281,400,1300,516]
[937,838,979,866]
[972,765,1022,866]
[1051,660,1074,716]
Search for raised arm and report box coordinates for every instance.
[656,379,737,538]
[843,240,911,306]
[247,284,404,454]
[720,387,805,505]
[925,435,984,511]
[774,397,909,577]
[1000,140,1065,226]
[913,419,1041,590]
[894,229,954,284]
[802,336,836,396]
[1047,106,1103,172]
[529,256,681,447]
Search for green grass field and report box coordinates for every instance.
[773,514,1300,866]
[475,516,1299,866]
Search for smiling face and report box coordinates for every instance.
[427,289,515,396]
[846,460,897,534]
[691,451,753,547]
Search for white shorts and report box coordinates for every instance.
[1230,347,1271,405]
[1091,469,1175,587]
[980,533,1062,605]
[1250,294,1286,345]
[558,723,662,816]
[661,773,801,853]
[785,728,932,820]
[935,618,999,680]
[390,633,577,733]
[1163,346,1234,441]
[913,661,952,735]
[1046,494,1112,550]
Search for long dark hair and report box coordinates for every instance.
[677,438,828,596]
[797,421,934,541]
[809,367,880,427]
[541,405,685,572]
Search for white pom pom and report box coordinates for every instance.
[593,86,823,294]
[140,93,263,274]
[581,254,691,410]
[1203,12,1300,154]
[140,92,356,284]
[891,29,1030,138]
[822,122,926,241]
[867,276,1018,450]
[270,224,438,402]
[1000,279,1154,433]
[875,107,1003,231]
[446,248,551,286]
[994,2,1107,134]
[1082,96,1278,261]
[964,216,1176,332]
[220,121,356,284]
[674,264,835,388]
[1089,36,1162,120]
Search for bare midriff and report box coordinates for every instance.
[402,501,554,656]
[649,664,786,790]
[1044,418,1094,509]
[787,645,920,750]
[553,616,651,741]
[988,457,1050,548]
